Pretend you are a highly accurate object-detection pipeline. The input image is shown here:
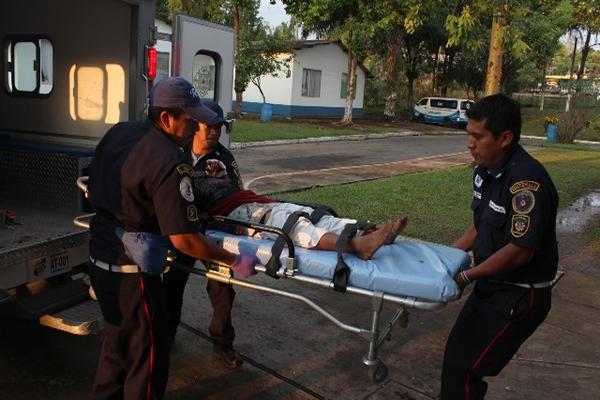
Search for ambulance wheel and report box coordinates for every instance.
[368,360,388,383]
[417,115,425,123]
[443,117,453,127]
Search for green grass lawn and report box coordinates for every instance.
[521,103,600,142]
[277,146,600,247]
[230,118,398,143]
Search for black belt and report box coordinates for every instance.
[488,279,553,289]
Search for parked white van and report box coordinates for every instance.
[413,97,474,128]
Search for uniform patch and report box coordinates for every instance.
[474,174,483,188]
[512,190,535,214]
[179,176,195,202]
[511,215,530,238]
[176,163,195,176]
[510,180,540,194]
[231,160,239,170]
[473,190,482,199]
[187,205,199,221]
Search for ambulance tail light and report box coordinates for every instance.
[147,46,157,80]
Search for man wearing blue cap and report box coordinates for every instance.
[163,101,245,368]
[88,77,258,399]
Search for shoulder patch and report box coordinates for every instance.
[231,160,239,170]
[512,190,535,214]
[179,176,195,202]
[510,180,540,194]
[187,205,199,222]
[511,214,530,238]
[176,163,195,176]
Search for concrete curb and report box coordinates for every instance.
[229,130,463,149]
[522,135,600,145]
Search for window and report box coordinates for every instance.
[431,99,458,109]
[340,72,356,99]
[155,51,170,83]
[192,52,218,101]
[302,68,321,97]
[340,72,347,98]
[5,37,54,95]
[419,98,428,106]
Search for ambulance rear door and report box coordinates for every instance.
[172,14,234,147]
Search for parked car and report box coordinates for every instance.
[413,97,474,128]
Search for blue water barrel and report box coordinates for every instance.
[260,103,272,122]
[546,123,558,143]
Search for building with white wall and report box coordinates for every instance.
[239,40,367,117]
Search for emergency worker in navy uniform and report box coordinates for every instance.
[163,101,246,368]
[88,77,258,400]
[441,94,559,399]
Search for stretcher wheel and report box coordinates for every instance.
[368,360,388,383]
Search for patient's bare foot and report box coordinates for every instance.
[385,216,408,244]
[351,223,393,260]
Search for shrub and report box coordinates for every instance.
[557,109,587,143]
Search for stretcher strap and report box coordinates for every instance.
[264,210,308,278]
[307,205,337,224]
[333,222,374,293]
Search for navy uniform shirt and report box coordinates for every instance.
[471,145,559,283]
[88,120,200,264]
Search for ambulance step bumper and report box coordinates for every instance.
[40,298,103,335]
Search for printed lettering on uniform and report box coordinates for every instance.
[510,180,540,194]
[179,176,195,202]
[474,174,483,188]
[473,190,482,199]
[511,214,530,237]
[488,200,506,214]
[187,205,199,221]
[512,190,536,214]
[176,163,195,176]
[231,160,239,170]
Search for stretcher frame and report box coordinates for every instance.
[185,215,448,383]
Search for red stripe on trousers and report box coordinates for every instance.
[464,289,536,400]
[138,276,155,400]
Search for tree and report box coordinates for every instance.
[282,0,372,124]
[570,0,600,89]
[445,0,564,96]
[246,23,292,104]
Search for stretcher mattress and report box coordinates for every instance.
[206,230,471,302]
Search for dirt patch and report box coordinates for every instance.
[556,191,600,276]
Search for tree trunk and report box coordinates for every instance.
[432,46,440,93]
[540,63,546,111]
[484,7,508,96]
[406,76,414,111]
[383,28,403,120]
[342,51,357,124]
[232,1,243,117]
[576,29,592,92]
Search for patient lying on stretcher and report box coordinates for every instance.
[195,161,407,260]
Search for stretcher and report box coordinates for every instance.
[175,215,470,382]
[74,177,471,382]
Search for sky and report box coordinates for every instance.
[259,0,290,28]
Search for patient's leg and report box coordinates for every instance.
[313,217,407,260]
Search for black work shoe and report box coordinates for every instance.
[214,346,243,369]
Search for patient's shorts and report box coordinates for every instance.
[228,202,357,248]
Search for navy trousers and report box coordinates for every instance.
[441,280,551,400]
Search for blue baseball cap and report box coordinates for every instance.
[149,77,225,126]
[202,101,231,129]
